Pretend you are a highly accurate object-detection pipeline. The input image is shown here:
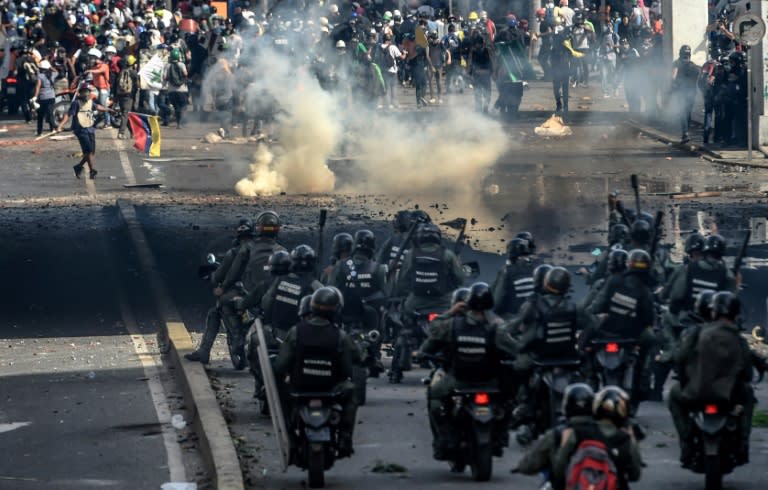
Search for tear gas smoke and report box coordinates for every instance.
[201,18,509,197]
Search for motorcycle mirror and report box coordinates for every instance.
[462,261,480,279]
[206,253,217,265]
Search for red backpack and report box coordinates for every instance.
[565,439,619,490]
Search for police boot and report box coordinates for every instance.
[388,368,403,384]
[337,431,354,458]
[184,313,219,364]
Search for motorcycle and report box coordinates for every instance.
[590,338,640,410]
[197,253,249,370]
[530,357,582,436]
[387,306,440,382]
[289,391,347,488]
[687,402,744,490]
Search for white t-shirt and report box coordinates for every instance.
[386,43,402,74]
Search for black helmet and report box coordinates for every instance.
[630,220,652,244]
[679,44,692,59]
[574,12,584,24]
[410,209,432,225]
[627,249,651,272]
[290,244,317,273]
[562,383,595,418]
[506,238,529,259]
[729,50,746,65]
[416,223,442,246]
[451,287,471,306]
[703,234,726,259]
[236,218,255,238]
[637,211,654,226]
[608,248,629,274]
[593,386,631,426]
[709,291,741,320]
[516,231,536,253]
[298,294,312,318]
[533,264,553,293]
[684,233,705,255]
[353,229,376,256]
[268,250,292,276]
[693,289,716,320]
[608,224,630,246]
[310,287,343,320]
[467,282,494,310]
[332,233,354,258]
[544,267,571,295]
[255,210,281,237]
[393,210,412,232]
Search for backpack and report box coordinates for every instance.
[167,62,186,86]
[545,6,556,24]
[117,69,134,95]
[565,437,619,490]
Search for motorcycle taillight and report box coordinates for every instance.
[704,404,718,415]
[428,313,439,322]
[605,342,619,353]
[309,399,322,408]
[474,393,490,405]
[6,78,17,84]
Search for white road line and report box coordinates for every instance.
[0,422,31,434]
[99,213,187,483]
[111,128,137,185]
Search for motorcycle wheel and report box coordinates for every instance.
[226,327,248,371]
[705,454,722,490]
[353,365,367,406]
[470,439,493,482]
[308,443,325,488]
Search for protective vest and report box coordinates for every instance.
[242,240,281,291]
[685,260,728,310]
[412,246,448,297]
[451,316,496,382]
[340,258,377,319]
[383,234,404,264]
[498,261,536,315]
[602,277,644,338]
[535,297,579,358]
[293,320,341,391]
[270,274,316,330]
[76,99,94,129]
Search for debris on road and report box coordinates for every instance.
[534,115,572,137]
[370,461,407,473]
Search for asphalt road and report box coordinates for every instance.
[3,80,768,489]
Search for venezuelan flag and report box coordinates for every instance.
[127,112,162,157]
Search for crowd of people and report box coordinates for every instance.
[0,1,752,147]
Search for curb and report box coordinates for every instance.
[116,199,244,490]
[624,119,725,160]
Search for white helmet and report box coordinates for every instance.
[335,40,346,48]
[104,45,117,54]
[319,16,329,26]
[88,48,102,58]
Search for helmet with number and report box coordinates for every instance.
[255,210,280,237]
[467,282,494,311]
[290,244,317,273]
[451,287,471,306]
[684,232,705,255]
[353,229,376,256]
[630,220,652,244]
[703,234,726,259]
[710,291,741,320]
[236,218,255,238]
[416,223,442,246]
[609,224,630,245]
[298,294,312,319]
[627,249,651,272]
[516,231,536,253]
[506,238,529,260]
[693,289,716,320]
[608,248,629,274]
[85,34,97,46]
[543,267,571,295]
[310,287,343,320]
[268,250,292,276]
[533,264,553,293]
[562,383,595,418]
[679,44,692,60]
[331,233,353,258]
[593,386,631,426]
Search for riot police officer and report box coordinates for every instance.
[273,287,359,457]
[586,223,630,287]
[581,248,628,311]
[672,45,700,143]
[491,237,539,320]
[419,282,508,459]
[322,232,354,284]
